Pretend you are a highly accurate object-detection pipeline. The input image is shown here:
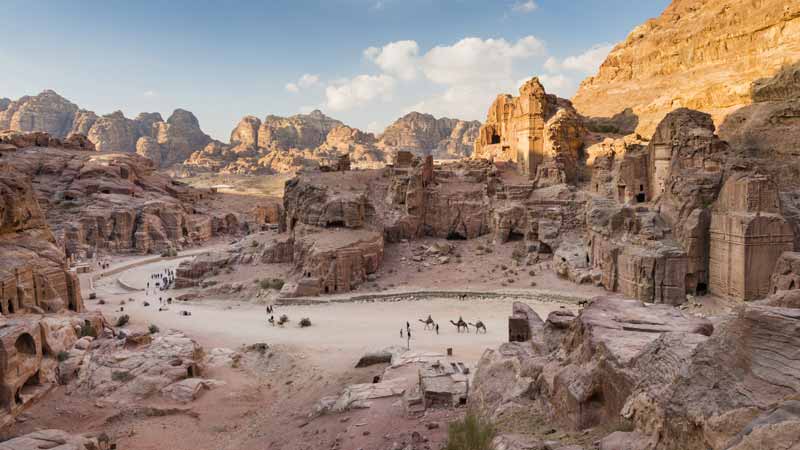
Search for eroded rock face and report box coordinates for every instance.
[230,115,262,148]
[0,91,212,167]
[1,134,246,256]
[182,111,385,175]
[474,295,800,450]
[0,429,110,450]
[473,78,586,185]
[0,90,80,137]
[377,112,480,159]
[0,166,84,314]
[0,312,104,427]
[70,331,204,403]
[719,62,800,158]
[572,0,800,136]
[643,302,800,449]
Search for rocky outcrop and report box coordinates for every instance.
[0,91,211,167]
[87,111,140,153]
[572,0,800,136]
[718,62,800,158]
[182,111,385,175]
[70,331,203,402]
[0,161,84,314]
[0,311,105,427]
[1,133,250,257]
[230,115,261,147]
[0,90,80,137]
[0,429,110,450]
[258,110,342,151]
[377,112,480,159]
[473,295,800,449]
[473,78,586,185]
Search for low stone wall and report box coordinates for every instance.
[277,288,594,306]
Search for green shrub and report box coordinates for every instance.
[57,351,70,362]
[80,320,97,338]
[259,278,285,290]
[445,414,495,450]
[251,240,260,248]
[148,324,160,334]
[161,248,178,257]
[299,317,311,327]
[115,314,130,327]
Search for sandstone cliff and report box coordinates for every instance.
[181,110,480,175]
[0,90,211,168]
[572,0,800,136]
[377,112,480,159]
[0,131,259,257]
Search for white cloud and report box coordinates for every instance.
[543,56,560,73]
[366,121,385,134]
[422,36,544,85]
[536,74,574,97]
[285,73,321,93]
[549,44,614,74]
[371,0,385,10]
[143,90,157,97]
[325,74,396,111]
[364,40,419,80]
[512,0,538,13]
[398,36,545,118]
[299,105,320,114]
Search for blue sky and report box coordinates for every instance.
[1,0,670,140]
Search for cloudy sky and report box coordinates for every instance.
[1,0,669,140]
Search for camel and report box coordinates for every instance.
[469,320,487,334]
[418,315,435,330]
[450,317,469,333]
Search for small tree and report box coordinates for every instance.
[445,414,495,450]
[80,320,97,338]
[116,314,130,327]
[148,324,160,334]
[299,317,311,327]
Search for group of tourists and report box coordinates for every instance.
[146,268,175,295]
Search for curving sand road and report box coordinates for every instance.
[86,253,580,371]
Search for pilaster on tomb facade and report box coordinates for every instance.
[709,174,795,300]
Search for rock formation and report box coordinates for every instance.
[572,0,800,136]
[718,62,800,158]
[181,111,384,175]
[377,112,480,159]
[0,91,211,168]
[473,293,800,450]
[0,429,111,450]
[1,90,483,173]
[181,110,480,175]
[0,131,259,257]
[473,78,586,186]
[0,143,86,314]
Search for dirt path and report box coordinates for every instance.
[92,261,575,367]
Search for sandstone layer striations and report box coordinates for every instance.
[0,91,212,168]
[572,0,800,136]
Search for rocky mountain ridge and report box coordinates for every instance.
[0,91,479,173]
[0,90,213,168]
[572,0,800,136]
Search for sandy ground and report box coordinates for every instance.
[12,238,598,450]
[89,251,581,371]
